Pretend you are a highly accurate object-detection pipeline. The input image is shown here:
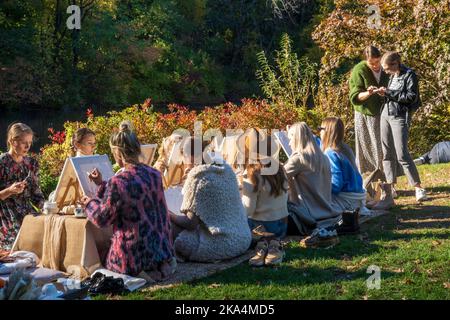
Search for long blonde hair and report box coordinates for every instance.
[7,123,34,150]
[288,122,326,173]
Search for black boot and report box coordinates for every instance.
[336,209,360,235]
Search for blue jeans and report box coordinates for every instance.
[248,218,288,239]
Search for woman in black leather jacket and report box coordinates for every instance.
[375,51,427,204]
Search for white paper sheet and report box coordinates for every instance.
[274,131,292,158]
[164,186,184,215]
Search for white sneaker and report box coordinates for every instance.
[414,157,424,166]
[415,188,428,202]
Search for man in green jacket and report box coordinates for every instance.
[349,46,389,176]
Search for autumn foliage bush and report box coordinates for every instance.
[38,97,307,195]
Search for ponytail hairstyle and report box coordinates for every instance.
[7,123,34,150]
[71,127,95,156]
[109,121,141,164]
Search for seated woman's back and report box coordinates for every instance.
[324,143,364,195]
[241,173,288,222]
[84,122,174,277]
[178,162,252,262]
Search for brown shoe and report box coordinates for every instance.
[265,240,284,266]
[300,228,340,249]
[249,240,268,267]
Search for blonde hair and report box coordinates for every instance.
[7,123,34,149]
[288,122,326,172]
[109,121,141,163]
[320,117,344,153]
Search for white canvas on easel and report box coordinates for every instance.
[71,155,115,198]
[53,155,115,209]
[274,131,292,158]
[139,144,157,166]
[164,186,184,215]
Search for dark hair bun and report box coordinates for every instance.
[119,120,133,133]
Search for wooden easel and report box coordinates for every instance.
[163,163,184,189]
[57,177,82,210]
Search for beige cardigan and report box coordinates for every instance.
[241,173,289,222]
[284,152,341,228]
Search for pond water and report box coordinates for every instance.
[0,105,112,153]
[0,102,209,153]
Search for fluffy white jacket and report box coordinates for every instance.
[175,163,251,262]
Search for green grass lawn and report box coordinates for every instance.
[103,163,450,300]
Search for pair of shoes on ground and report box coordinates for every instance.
[369,183,428,210]
[80,272,129,296]
[300,228,339,249]
[249,239,284,267]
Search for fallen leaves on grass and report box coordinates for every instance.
[346,257,369,271]
[431,240,442,248]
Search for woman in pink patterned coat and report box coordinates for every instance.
[82,121,175,278]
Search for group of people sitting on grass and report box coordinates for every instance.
[0,115,378,278]
[1,48,441,280]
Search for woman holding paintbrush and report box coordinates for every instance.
[0,123,45,250]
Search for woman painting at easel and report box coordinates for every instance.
[47,128,97,213]
[0,123,45,250]
[81,121,175,278]
[70,128,96,157]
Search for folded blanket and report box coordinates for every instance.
[0,251,39,275]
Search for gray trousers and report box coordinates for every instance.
[380,107,421,186]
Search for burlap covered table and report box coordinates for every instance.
[11,214,112,279]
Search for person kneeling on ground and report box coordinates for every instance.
[81,121,175,280]
[170,137,252,262]
[237,129,288,267]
